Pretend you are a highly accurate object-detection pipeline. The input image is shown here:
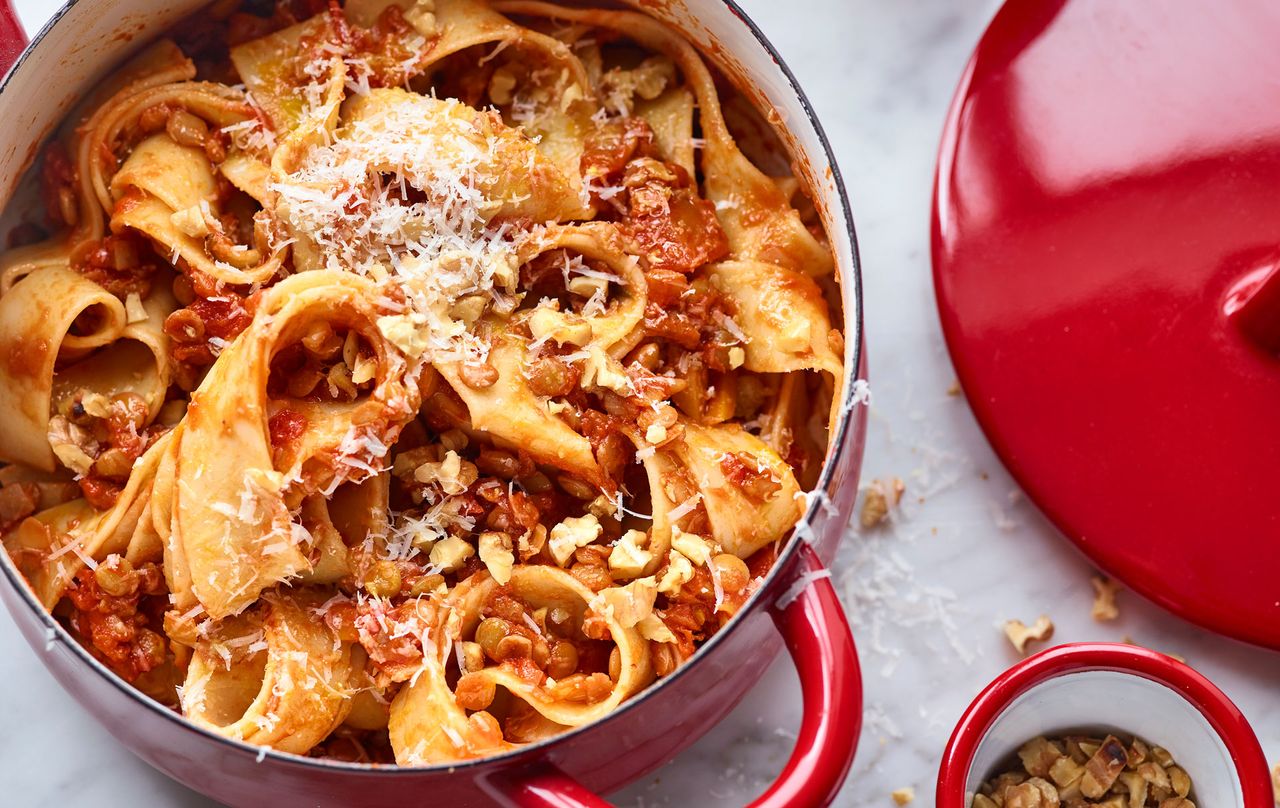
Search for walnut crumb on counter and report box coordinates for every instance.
[859,476,905,529]
[891,787,915,805]
[1004,615,1054,655]
[1090,575,1121,622]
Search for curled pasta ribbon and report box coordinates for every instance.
[352,0,597,215]
[273,86,585,246]
[84,80,254,216]
[4,431,173,608]
[0,240,72,294]
[266,54,348,273]
[494,0,834,276]
[68,58,274,286]
[0,42,200,288]
[516,221,648,354]
[468,567,653,725]
[181,591,357,754]
[230,15,336,135]
[638,420,802,561]
[705,258,844,439]
[437,222,645,490]
[0,266,169,469]
[636,86,697,178]
[241,1,594,222]
[704,261,841,380]
[438,334,606,488]
[388,566,653,764]
[170,271,419,619]
[62,44,201,245]
[111,134,289,287]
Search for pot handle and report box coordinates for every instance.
[0,0,25,78]
[490,544,862,808]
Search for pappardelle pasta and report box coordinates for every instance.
[0,0,844,763]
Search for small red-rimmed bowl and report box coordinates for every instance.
[937,643,1273,808]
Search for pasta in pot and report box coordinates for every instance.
[0,0,845,763]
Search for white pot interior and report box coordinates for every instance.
[966,670,1243,806]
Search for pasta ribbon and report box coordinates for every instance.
[389,566,651,764]
[0,266,170,470]
[5,431,172,607]
[494,1,835,274]
[636,420,802,562]
[182,591,358,753]
[438,334,605,487]
[112,134,289,286]
[171,271,418,619]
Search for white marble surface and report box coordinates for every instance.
[2,0,1277,806]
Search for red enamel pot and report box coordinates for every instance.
[0,0,868,806]
[937,644,1272,808]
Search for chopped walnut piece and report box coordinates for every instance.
[1120,771,1150,808]
[589,576,657,628]
[607,529,652,579]
[1091,575,1121,621]
[1137,761,1171,791]
[549,514,603,566]
[1004,615,1054,655]
[644,422,667,445]
[429,535,475,572]
[1271,761,1279,804]
[1005,778,1059,808]
[478,531,514,585]
[1127,737,1149,768]
[1048,754,1083,789]
[638,616,676,646]
[413,449,477,495]
[670,527,712,566]
[459,641,484,673]
[981,734,1194,808]
[890,786,914,805]
[657,549,694,594]
[1020,736,1065,777]
[859,476,905,529]
[1081,735,1129,798]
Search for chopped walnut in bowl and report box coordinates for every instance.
[974,733,1195,808]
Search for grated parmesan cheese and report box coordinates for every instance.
[271,90,538,368]
[775,568,832,609]
[666,493,703,523]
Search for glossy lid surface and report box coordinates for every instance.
[933,0,1280,648]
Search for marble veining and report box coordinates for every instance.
[1,0,1275,805]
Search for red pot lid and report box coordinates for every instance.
[933,0,1280,648]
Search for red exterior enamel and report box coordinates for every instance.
[933,0,1280,648]
[936,643,1273,808]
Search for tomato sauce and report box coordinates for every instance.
[66,562,168,682]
